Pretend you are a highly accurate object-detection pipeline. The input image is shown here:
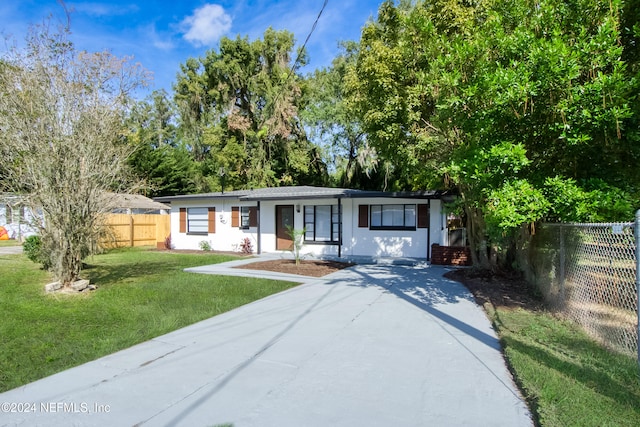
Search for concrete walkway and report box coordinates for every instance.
[0,258,532,427]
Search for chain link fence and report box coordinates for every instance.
[521,222,638,358]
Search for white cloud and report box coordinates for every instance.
[180,4,232,47]
[143,23,174,51]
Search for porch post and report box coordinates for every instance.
[338,197,342,258]
[427,199,431,261]
[257,201,261,254]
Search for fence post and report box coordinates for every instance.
[559,224,566,307]
[635,210,640,371]
[129,215,134,247]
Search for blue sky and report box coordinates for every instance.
[2,1,383,96]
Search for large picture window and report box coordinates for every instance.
[304,205,340,243]
[370,204,416,230]
[187,207,209,234]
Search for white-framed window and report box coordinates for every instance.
[187,207,209,234]
[370,204,416,230]
[4,204,25,224]
[304,205,340,243]
[241,206,251,229]
[4,204,11,223]
[232,206,257,228]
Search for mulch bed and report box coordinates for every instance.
[234,259,355,278]
[444,268,543,311]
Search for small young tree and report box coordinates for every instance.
[0,19,148,287]
[285,225,306,265]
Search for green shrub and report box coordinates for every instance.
[22,235,41,263]
[22,235,52,270]
[198,240,211,251]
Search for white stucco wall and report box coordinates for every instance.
[169,199,259,252]
[345,198,431,258]
[169,196,449,259]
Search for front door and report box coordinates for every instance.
[276,205,294,250]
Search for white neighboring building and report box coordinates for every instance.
[0,194,39,240]
[156,186,454,259]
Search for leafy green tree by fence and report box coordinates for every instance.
[347,0,640,268]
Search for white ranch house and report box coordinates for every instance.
[156,186,455,260]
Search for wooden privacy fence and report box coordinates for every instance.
[103,214,171,248]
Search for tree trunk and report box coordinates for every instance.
[463,201,491,270]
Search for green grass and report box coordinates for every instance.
[490,306,640,426]
[0,239,21,247]
[0,247,296,392]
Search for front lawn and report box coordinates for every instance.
[0,239,21,247]
[496,309,640,427]
[0,247,296,393]
[448,270,640,427]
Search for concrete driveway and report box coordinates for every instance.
[0,245,22,255]
[0,261,532,427]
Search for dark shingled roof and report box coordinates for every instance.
[154,186,453,203]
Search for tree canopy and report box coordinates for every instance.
[346,0,640,267]
[302,42,386,189]
[126,89,199,197]
[172,28,328,191]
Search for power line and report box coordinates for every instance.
[267,0,328,126]
[287,0,328,81]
